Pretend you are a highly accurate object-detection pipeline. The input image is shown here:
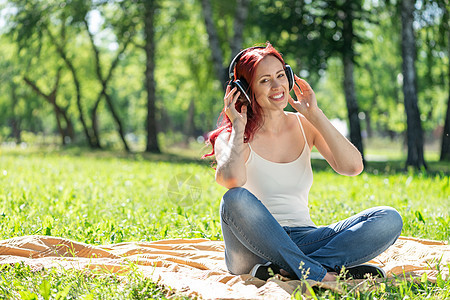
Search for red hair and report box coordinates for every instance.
[202,43,286,161]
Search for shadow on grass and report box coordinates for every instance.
[1,145,214,166]
[311,158,450,176]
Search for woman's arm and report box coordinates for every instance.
[215,125,249,188]
[305,109,363,176]
[215,86,250,188]
[288,76,363,176]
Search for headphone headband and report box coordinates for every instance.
[228,46,265,81]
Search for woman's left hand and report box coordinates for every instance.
[288,75,319,118]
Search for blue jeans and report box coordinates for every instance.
[220,187,403,281]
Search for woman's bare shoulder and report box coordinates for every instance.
[286,112,317,147]
[286,111,310,127]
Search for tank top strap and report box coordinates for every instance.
[245,142,254,164]
[296,114,308,147]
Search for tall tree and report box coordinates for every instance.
[401,0,427,169]
[442,55,450,160]
[83,16,134,152]
[7,0,94,147]
[5,0,140,150]
[3,1,78,145]
[45,4,99,147]
[439,0,450,161]
[339,0,365,161]
[143,0,160,153]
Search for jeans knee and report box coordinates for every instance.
[220,187,267,222]
[380,206,403,237]
[222,187,251,210]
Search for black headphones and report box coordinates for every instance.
[228,46,295,104]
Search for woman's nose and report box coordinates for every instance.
[271,79,281,89]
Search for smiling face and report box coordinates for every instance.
[251,55,289,112]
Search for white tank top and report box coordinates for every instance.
[242,114,316,227]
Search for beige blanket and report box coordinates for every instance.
[0,236,448,299]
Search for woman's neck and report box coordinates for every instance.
[258,110,288,135]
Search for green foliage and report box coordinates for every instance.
[154,0,222,134]
[0,35,50,140]
[249,0,332,84]
[0,0,449,156]
[353,7,406,134]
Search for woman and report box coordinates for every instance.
[204,43,402,282]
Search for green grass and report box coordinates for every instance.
[0,145,449,299]
[0,263,175,300]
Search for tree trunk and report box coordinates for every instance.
[440,28,450,161]
[200,0,228,86]
[84,19,132,152]
[91,98,102,149]
[9,82,21,143]
[53,107,66,145]
[103,92,130,152]
[72,59,100,148]
[401,0,427,169]
[144,0,161,153]
[230,0,250,58]
[441,94,450,161]
[184,99,196,143]
[343,55,365,160]
[341,3,365,162]
[85,18,104,149]
[60,107,75,142]
[23,75,75,146]
[47,29,97,148]
[364,111,373,138]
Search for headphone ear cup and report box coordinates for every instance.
[234,79,251,104]
[285,64,294,91]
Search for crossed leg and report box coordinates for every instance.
[220,187,403,281]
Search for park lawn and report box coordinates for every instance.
[0,147,448,299]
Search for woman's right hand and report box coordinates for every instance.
[224,85,247,129]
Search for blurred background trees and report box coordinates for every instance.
[0,0,448,168]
